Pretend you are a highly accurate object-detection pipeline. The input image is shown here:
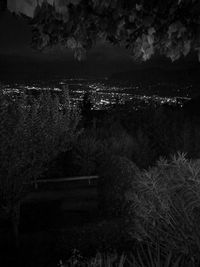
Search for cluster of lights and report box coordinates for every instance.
[0,79,192,111]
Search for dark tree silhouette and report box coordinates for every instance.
[81,91,92,116]
[0,91,80,247]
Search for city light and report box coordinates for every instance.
[0,79,191,111]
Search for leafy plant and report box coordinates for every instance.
[130,243,182,267]
[127,152,200,263]
[98,156,139,217]
[59,251,126,267]
[103,130,134,160]
[59,246,191,267]
[97,119,135,160]
[131,128,155,168]
[9,0,200,62]
[73,131,102,175]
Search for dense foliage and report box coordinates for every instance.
[127,153,200,264]
[8,0,200,61]
[59,248,196,267]
[72,131,102,175]
[58,153,200,266]
[99,155,139,217]
[0,90,80,245]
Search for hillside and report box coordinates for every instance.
[110,67,200,84]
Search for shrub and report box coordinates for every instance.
[94,118,134,160]
[131,128,156,168]
[59,245,191,267]
[127,152,200,263]
[98,156,139,217]
[102,130,134,160]
[72,119,135,176]
[72,131,103,175]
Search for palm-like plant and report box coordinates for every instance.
[59,247,190,267]
[127,152,200,263]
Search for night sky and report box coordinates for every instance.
[0,9,199,79]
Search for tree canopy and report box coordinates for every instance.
[7,0,200,62]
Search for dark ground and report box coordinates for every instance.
[0,179,131,267]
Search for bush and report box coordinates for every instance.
[131,128,156,168]
[72,119,135,176]
[98,156,139,217]
[93,118,134,160]
[127,152,200,262]
[102,130,134,160]
[72,131,103,175]
[59,245,192,267]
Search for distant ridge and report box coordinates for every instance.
[110,67,200,84]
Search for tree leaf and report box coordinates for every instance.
[183,40,191,56]
[74,47,86,61]
[136,3,142,11]
[148,27,156,36]
[197,48,200,61]
[8,0,200,62]
[66,37,77,49]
